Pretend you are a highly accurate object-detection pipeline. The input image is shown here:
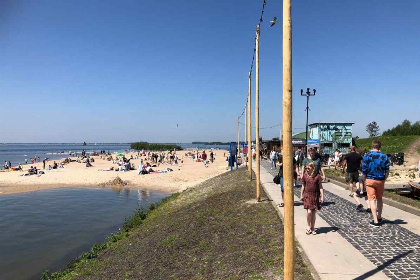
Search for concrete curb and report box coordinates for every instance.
[327,177,420,217]
[262,180,322,280]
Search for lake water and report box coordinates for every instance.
[0,143,230,167]
[0,187,168,280]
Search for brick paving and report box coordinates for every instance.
[261,160,420,280]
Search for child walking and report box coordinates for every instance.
[300,162,324,235]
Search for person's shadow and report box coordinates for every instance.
[383,219,407,225]
[321,201,336,207]
[315,226,339,234]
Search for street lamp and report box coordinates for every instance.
[301,88,316,155]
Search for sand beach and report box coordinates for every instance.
[0,150,231,195]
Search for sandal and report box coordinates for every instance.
[278,203,284,207]
[311,229,317,235]
[349,193,354,197]
[306,229,312,235]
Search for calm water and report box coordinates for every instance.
[0,188,168,280]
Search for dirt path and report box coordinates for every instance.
[405,136,420,166]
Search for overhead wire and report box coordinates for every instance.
[238,0,267,119]
[239,122,281,130]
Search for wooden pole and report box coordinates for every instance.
[247,72,252,179]
[245,105,247,167]
[245,105,247,143]
[283,0,294,279]
[237,116,240,169]
[255,25,260,202]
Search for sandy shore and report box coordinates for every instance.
[0,150,231,195]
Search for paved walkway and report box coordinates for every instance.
[255,160,420,280]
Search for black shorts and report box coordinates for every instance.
[346,171,359,183]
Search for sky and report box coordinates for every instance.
[1,0,419,143]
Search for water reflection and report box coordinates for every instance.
[0,188,168,280]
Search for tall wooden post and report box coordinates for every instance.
[237,116,240,169]
[245,105,247,167]
[247,72,252,179]
[283,0,294,279]
[245,105,247,143]
[255,25,260,202]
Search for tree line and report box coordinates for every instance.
[366,119,420,137]
[130,142,183,151]
[382,119,420,136]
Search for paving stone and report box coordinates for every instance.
[261,160,420,280]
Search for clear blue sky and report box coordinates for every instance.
[1,0,419,143]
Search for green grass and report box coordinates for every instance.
[355,135,419,154]
[384,189,420,209]
[42,169,313,280]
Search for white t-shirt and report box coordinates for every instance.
[334,151,340,161]
[270,151,277,160]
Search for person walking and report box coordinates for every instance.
[270,148,277,169]
[300,148,326,181]
[300,162,324,235]
[294,147,304,173]
[276,150,299,207]
[334,149,341,170]
[362,140,390,227]
[342,146,366,211]
[202,151,208,167]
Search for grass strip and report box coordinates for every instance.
[42,169,313,280]
[324,169,420,209]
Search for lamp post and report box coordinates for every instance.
[301,88,316,155]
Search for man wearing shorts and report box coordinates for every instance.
[362,140,389,227]
[342,146,364,210]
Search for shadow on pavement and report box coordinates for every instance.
[316,226,339,234]
[383,218,407,225]
[321,201,336,207]
[352,250,414,280]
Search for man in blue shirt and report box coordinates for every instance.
[362,140,390,227]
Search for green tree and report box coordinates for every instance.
[382,119,420,136]
[366,121,380,137]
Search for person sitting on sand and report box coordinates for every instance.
[100,167,114,171]
[28,166,38,175]
[53,161,58,169]
[85,157,92,167]
[145,163,154,173]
